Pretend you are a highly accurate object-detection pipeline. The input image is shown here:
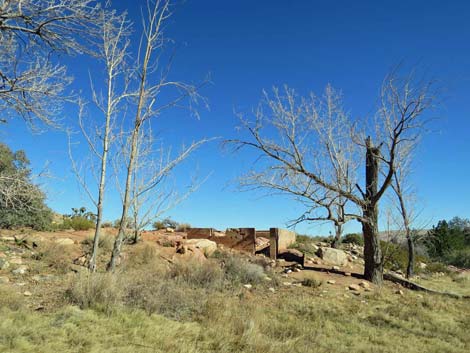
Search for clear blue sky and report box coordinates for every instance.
[2,0,469,235]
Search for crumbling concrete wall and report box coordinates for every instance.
[269,228,296,259]
[186,227,255,254]
[276,228,296,252]
[187,228,215,239]
[223,228,256,253]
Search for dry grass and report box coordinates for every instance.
[33,243,74,274]
[1,245,469,353]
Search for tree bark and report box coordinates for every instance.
[362,138,383,284]
[331,223,342,248]
[406,230,415,278]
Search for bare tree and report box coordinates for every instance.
[229,74,433,284]
[115,122,209,244]
[0,0,101,127]
[234,85,355,248]
[68,9,131,272]
[107,0,208,271]
[389,142,418,278]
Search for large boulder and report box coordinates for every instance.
[317,247,348,266]
[185,239,217,257]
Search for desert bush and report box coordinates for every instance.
[81,235,113,253]
[100,221,113,228]
[35,243,73,273]
[289,240,318,257]
[127,244,158,266]
[0,285,24,310]
[424,262,451,274]
[381,241,428,274]
[342,233,364,246]
[152,218,178,230]
[65,272,122,314]
[222,255,266,285]
[123,261,211,320]
[63,216,95,231]
[301,278,323,288]
[168,260,224,290]
[176,223,191,232]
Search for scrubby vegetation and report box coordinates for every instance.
[0,143,52,231]
[425,217,470,269]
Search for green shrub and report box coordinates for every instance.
[288,235,319,257]
[444,248,470,269]
[381,241,428,273]
[152,218,178,230]
[342,233,364,246]
[301,278,323,288]
[63,217,95,231]
[424,262,451,274]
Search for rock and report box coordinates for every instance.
[158,234,185,247]
[166,227,175,233]
[12,265,28,275]
[268,287,276,293]
[23,291,32,296]
[348,284,361,291]
[0,276,10,283]
[418,262,427,270]
[0,258,10,270]
[55,238,75,246]
[332,266,340,271]
[317,247,348,266]
[243,284,253,289]
[327,280,336,284]
[286,269,292,274]
[185,239,217,257]
[359,281,370,289]
[73,255,88,266]
[10,257,23,265]
[395,289,404,296]
[32,274,55,282]
[344,272,352,277]
[283,282,292,286]
[0,236,15,242]
[352,291,361,296]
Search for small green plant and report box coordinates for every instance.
[342,233,364,246]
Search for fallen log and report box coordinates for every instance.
[384,272,469,299]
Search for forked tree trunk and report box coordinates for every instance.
[362,138,383,284]
[107,124,140,271]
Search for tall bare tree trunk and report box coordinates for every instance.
[88,122,110,271]
[107,124,140,271]
[89,74,113,272]
[362,138,383,284]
